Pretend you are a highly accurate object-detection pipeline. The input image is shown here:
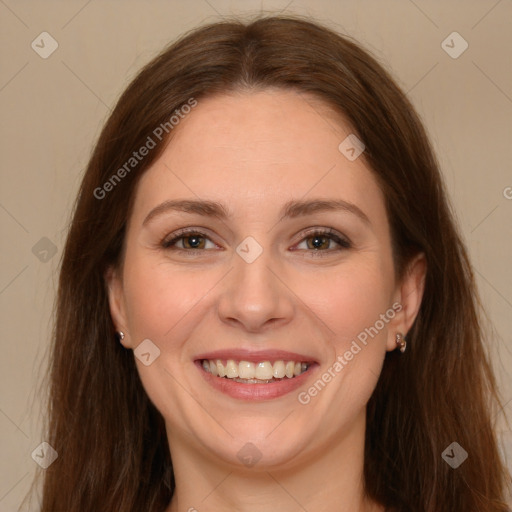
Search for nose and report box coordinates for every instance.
[216,247,295,333]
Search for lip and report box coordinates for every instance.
[194,358,320,401]
[194,348,318,365]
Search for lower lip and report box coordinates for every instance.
[195,360,319,401]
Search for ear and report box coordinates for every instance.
[386,252,427,351]
[105,265,132,348]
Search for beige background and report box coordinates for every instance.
[1,0,511,509]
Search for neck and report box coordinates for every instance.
[164,410,384,512]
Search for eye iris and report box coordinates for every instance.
[184,234,204,249]
[308,235,329,250]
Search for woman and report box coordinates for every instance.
[32,14,511,512]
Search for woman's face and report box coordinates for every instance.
[107,89,424,471]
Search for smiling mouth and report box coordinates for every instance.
[198,358,314,384]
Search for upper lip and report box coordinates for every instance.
[194,348,318,363]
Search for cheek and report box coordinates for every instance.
[120,256,217,415]
[298,261,394,421]
[122,254,220,347]
[297,259,394,345]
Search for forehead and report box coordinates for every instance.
[131,89,386,226]
[164,89,355,170]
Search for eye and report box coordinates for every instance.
[160,227,351,256]
[293,228,351,255]
[161,229,217,252]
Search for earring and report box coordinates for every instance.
[396,332,406,353]
[117,331,125,342]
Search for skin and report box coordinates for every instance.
[106,89,426,512]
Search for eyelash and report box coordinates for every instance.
[160,227,351,257]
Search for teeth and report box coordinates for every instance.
[225,359,238,378]
[273,360,285,379]
[255,361,274,380]
[239,361,255,379]
[201,359,311,382]
[216,360,226,378]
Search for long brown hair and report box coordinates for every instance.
[28,14,511,511]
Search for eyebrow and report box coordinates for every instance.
[142,198,371,227]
